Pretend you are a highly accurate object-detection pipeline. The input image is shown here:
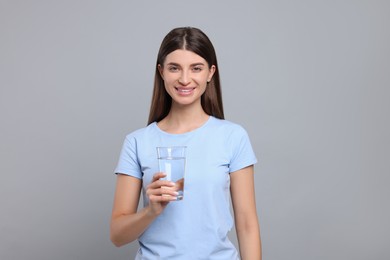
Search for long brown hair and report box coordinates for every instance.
[147,27,224,125]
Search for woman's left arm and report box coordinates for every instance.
[230,165,262,260]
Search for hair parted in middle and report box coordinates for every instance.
[147,27,224,125]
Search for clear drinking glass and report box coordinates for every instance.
[156,146,186,200]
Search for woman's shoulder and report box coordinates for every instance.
[207,117,250,138]
[210,116,247,131]
[124,123,157,140]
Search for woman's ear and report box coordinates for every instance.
[208,65,216,82]
[158,64,164,80]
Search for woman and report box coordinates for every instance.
[110,27,261,259]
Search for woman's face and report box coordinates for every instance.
[159,49,215,108]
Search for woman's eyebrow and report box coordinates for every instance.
[165,62,205,66]
[191,62,205,66]
[166,62,180,66]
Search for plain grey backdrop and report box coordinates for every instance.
[1,0,389,259]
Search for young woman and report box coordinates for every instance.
[110,27,261,259]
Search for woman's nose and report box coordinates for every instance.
[178,71,190,85]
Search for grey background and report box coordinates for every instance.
[1,0,389,259]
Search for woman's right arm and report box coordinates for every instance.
[110,173,177,247]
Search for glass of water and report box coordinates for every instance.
[156,146,186,200]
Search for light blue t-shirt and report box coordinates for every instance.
[114,116,257,260]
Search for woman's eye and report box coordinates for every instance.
[192,67,202,72]
[168,66,179,72]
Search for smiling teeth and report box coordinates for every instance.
[177,88,192,93]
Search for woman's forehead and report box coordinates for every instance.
[164,49,206,65]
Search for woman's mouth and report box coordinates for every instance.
[175,87,195,96]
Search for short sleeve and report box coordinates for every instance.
[114,135,143,179]
[229,126,257,173]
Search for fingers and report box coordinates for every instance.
[175,178,184,191]
[146,186,178,198]
[151,172,167,182]
[148,173,176,190]
[149,193,178,203]
[146,172,179,201]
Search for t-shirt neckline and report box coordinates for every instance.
[152,116,214,136]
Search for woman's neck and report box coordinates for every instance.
[157,106,209,134]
